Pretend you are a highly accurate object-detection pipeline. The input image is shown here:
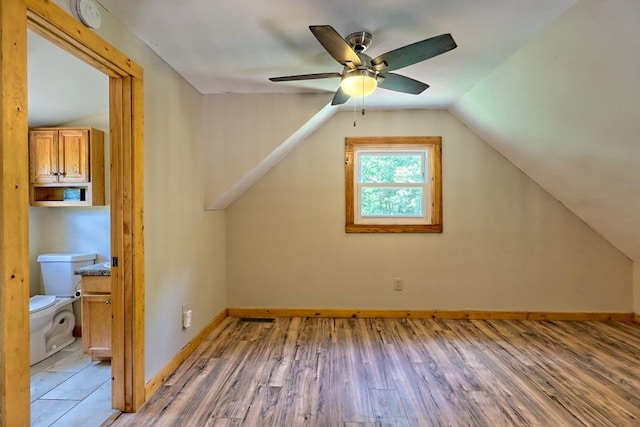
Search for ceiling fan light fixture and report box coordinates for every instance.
[270,25,458,106]
[341,69,377,97]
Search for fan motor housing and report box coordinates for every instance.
[346,31,373,53]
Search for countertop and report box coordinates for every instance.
[75,262,111,276]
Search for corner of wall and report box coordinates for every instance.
[634,262,640,317]
[203,93,334,209]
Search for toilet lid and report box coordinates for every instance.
[29,295,57,314]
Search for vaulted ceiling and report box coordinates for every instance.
[95,0,575,109]
[34,0,640,261]
[451,0,640,261]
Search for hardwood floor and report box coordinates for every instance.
[108,317,640,426]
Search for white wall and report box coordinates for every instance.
[227,110,632,312]
[203,93,330,208]
[28,207,45,296]
[53,0,228,381]
[634,262,640,314]
[100,8,227,382]
[29,207,111,286]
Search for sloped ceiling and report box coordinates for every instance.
[451,0,640,261]
[96,0,574,109]
[69,0,638,262]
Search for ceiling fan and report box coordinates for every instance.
[269,25,457,105]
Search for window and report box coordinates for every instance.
[345,137,442,233]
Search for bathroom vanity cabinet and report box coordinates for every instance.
[29,127,105,206]
[81,275,112,359]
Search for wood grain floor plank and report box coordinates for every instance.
[274,359,321,426]
[368,388,410,426]
[353,318,395,390]
[467,320,587,425]
[470,320,634,426]
[203,417,243,427]
[410,319,497,425]
[334,319,374,423]
[208,322,289,421]
[308,350,339,425]
[237,385,282,427]
[164,347,251,424]
[447,320,576,426]
[107,317,640,427]
[266,317,300,387]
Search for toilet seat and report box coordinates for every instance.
[29,295,57,314]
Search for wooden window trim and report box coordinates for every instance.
[345,136,442,233]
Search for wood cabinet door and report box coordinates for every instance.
[29,130,58,183]
[58,129,89,183]
[82,293,112,358]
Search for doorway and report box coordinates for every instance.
[27,28,114,424]
[0,0,145,424]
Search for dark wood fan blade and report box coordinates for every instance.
[269,72,342,82]
[377,73,429,94]
[331,87,350,105]
[309,25,361,68]
[371,33,457,72]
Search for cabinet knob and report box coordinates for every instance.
[105,300,112,306]
[51,172,59,176]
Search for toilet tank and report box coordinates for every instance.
[37,253,96,296]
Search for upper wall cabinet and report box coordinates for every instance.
[29,127,105,206]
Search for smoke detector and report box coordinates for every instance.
[71,0,102,30]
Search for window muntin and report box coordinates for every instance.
[345,137,442,233]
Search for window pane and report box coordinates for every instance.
[359,154,423,183]
[361,187,423,217]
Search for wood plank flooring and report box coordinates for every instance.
[108,317,640,426]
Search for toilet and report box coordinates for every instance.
[29,252,96,365]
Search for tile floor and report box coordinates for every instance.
[30,339,118,427]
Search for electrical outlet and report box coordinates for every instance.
[394,278,403,291]
[182,303,192,329]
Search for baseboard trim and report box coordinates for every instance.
[144,309,228,400]
[227,308,634,322]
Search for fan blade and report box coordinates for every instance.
[377,73,429,94]
[269,72,341,82]
[331,87,350,105]
[309,25,362,68]
[371,33,457,72]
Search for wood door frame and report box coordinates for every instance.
[0,0,145,424]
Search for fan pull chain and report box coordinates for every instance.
[353,96,357,127]
[353,77,369,127]
[361,77,366,117]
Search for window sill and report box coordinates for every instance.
[346,223,443,233]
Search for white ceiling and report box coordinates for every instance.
[27,30,108,127]
[29,0,576,119]
[95,0,575,109]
